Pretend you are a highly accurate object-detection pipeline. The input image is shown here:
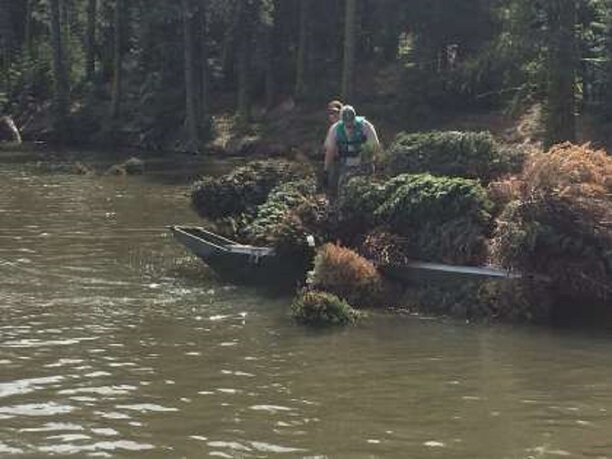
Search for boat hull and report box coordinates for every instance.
[169,226,306,289]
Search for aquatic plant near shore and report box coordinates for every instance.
[291,290,363,326]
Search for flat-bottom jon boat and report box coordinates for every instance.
[169,225,522,286]
[169,226,308,288]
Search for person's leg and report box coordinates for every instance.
[327,159,340,203]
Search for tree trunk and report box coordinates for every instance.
[341,0,357,101]
[544,0,576,147]
[49,0,70,141]
[25,0,34,58]
[199,0,211,133]
[606,0,612,119]
[85,0,97,81]
[294,0,309,100]
[110,0,124,120]
[270,0,292,96]
[0,0,15,91]
[0,0,14,51]
[182,0,199,150]
[221,1,238,89]
[264,19,275,109]
[60,0,71,74]
[236,0,256,123]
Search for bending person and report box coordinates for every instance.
[323,105,380,201]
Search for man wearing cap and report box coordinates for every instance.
[323,105,380,201]
[326,100,343,126]
[320,100,343,193]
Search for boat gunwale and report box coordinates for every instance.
[169,225,276,257]
[169,225,230,253]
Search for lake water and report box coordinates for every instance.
[2,148,612,458]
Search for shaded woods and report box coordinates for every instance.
[1,0,612,150]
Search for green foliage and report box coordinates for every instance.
[375,174,492,231]
[375,174,493,264]
[291,290,363,326]
[242,178,329,257]
[244,179,316,241]
[398,0,506,112]
[190,160,307,220]
[337,176,387,231]
[339,173,493,264]
[385,131,525,182]
[2,0,610,151]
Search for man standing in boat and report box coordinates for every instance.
[323,105,380,201]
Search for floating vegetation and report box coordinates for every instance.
[291,290,363,326]
[309,244,387,309]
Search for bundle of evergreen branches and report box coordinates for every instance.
[190,160,308,220]
[339,173,493,264]
[492,143,612,303]
[358,230,411,267]
[385,131,525,182]
[337,176,387,234]
[309,243,388,309]
[399,278,553,323]
[291,290,363,326]
[242,179,330,261]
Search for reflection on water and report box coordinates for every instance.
[2,150,612,458]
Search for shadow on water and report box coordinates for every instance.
[550,294,612,331]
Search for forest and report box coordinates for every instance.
[0,0,610,151]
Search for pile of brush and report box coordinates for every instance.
[491,143,612,304]
[385,130,525,182]
[191,160,308,220]
[339,173,493,264]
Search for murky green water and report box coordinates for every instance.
[3,149,612,458]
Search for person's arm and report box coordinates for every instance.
[363,120,380,147]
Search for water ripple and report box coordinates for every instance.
[115,403,179,413]
[38,440,155,455]
[0,376,64,398]
[0,402,74,417]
